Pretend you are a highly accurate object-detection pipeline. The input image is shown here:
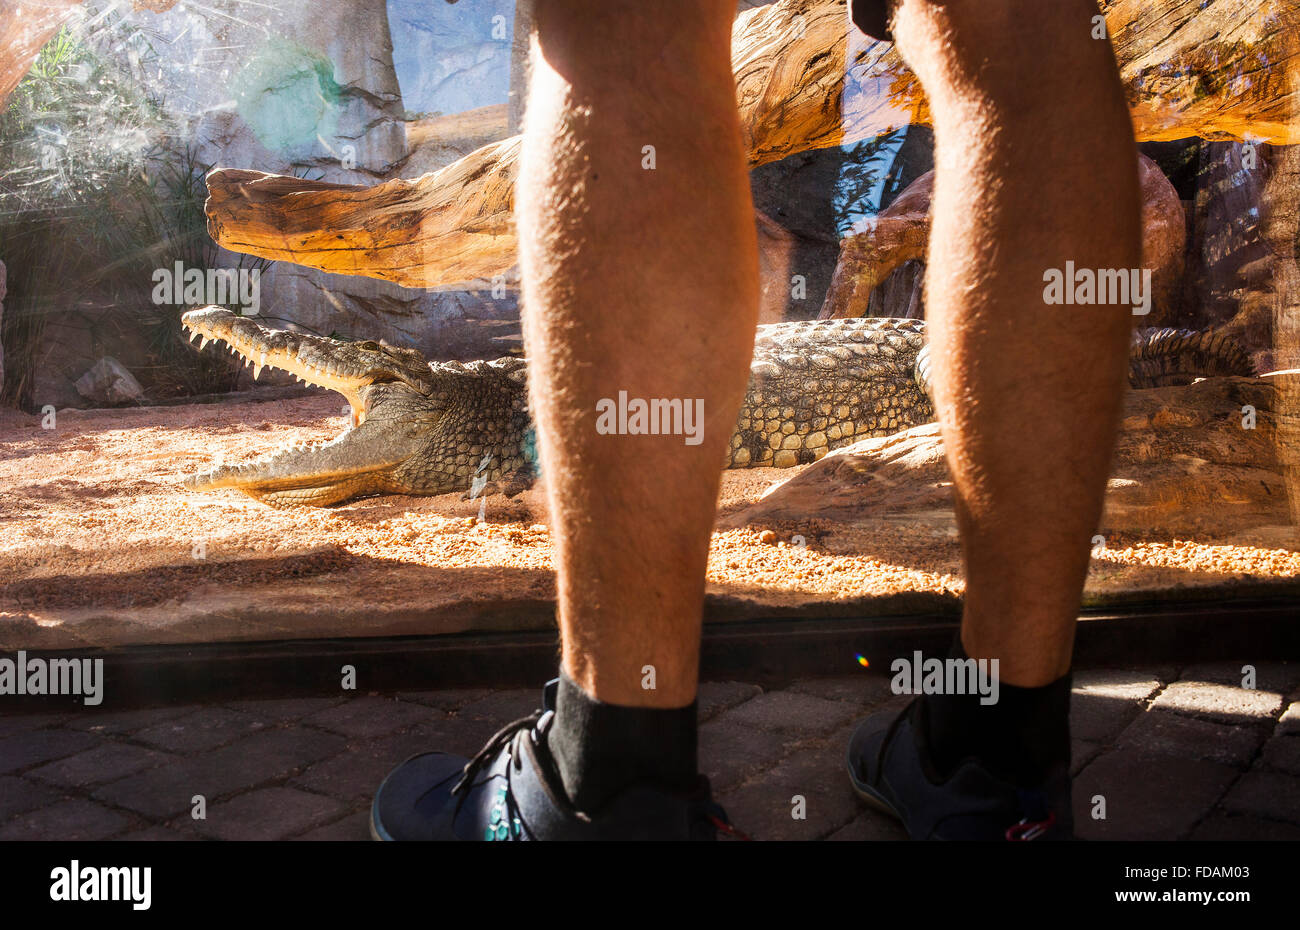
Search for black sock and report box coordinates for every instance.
[922,636,1072,787]
[545,674,699,814]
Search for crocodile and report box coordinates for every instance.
[179,306,1253,508]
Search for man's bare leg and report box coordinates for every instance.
[511,2,758,815]
[517,0,757,713]
[374,2,755,838]
[371,1,755,836]
[846,0,1139,836]
[515,0,759,815]
[893,0,1140,687]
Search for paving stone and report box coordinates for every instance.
[786,675,899,708]
[1261,736,1300,775]
[194,787,346,841]
[1071,740,1102,777]
[223,697,345,721]
[1149,681,1283,725]
[93,726,347,819]
[28,741,173,789]
[1190,811,1300,841]
[1073,670,1163,702]
[0,727,100,774]
[454,689,543,723]
[293,810,370,841]
[133,706,268,753]
[0,775,63,820]
[698,681,762,722]
[1070,691,1143,743]
[117,825,197,841]
[301,696,438,739]
[714,691,860,736]
[824,810,908,841]
[699,718,793,793]
[0,798,131,840]
[1221,771,1300,824]
[1276,699,1300,737]
[1181,661,1300,695]
[715,728,862,840]
[394,689,492,712]
[1073,749,1238,840]
[291,723,453,803]
[1116,709,1264,768]
[65,705,193,735]
[0,714,70,740]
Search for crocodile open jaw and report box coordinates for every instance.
[179,306,435,506]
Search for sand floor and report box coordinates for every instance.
[1,392,1297,650]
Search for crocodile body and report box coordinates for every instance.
[179,307,1252,508]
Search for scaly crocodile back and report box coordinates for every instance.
[727,317,931,468]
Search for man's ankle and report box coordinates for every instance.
[546,673,700,813]
[921,638,1073,786]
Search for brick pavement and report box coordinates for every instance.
[0,662,1297,840]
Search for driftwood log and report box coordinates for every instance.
[204,0,1299,291]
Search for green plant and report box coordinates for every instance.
[0,14,267,407]
[833,128,907,238]
[0,19,165,408]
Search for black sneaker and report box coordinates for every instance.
[371,679,744,841]
[846,699,1074,840]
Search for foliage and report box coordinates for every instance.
[832,128,907,238]
[0,16,256,407]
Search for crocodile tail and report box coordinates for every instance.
[1128,328,1254,388]
[912,328,1250,397]
[914,341,934,399]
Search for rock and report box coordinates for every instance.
[755,209,802,324]
[73,358,145,407]
[387,0,514,120]
[817,172,932,320]
[136,0,407,179]
[724,377,1292,539]
[819,154,1186,323]
[751,148,845,319]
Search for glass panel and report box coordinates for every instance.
[0,0,1295,651]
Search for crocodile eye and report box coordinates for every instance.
[355,341,382,351]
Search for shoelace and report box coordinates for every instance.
[448,709,748,841]
[449,711,543,821]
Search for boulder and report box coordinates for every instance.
[724,376,1295,540]
[74,357,145,407]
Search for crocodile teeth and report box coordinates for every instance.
[199,336,210,350]
[253,365,263,379]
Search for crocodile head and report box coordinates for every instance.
[179,306,466,507]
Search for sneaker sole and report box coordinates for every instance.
[368,805,388,841]
[845,742,906,824]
